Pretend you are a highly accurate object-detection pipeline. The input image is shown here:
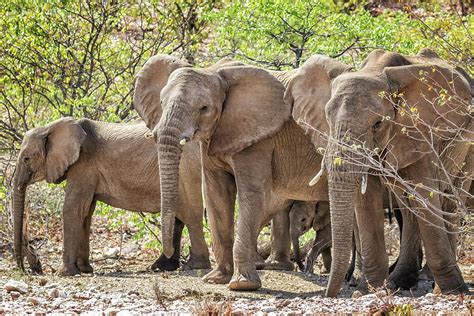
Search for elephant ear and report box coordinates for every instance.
[383,64,471,169]
[44,117,86,183]
[284,55,351,145]
[133,55,191,129]
[208,66,290,156]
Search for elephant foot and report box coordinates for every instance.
[256,259,294,271]
[388,269,419,290]
[228,270,261,291]
[181,256,211,270]
[418,264,433,281]
[151,254,180,272]
[59,264,82,276]
[202,267,232,284]
[78,262,94,274]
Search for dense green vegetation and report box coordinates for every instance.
[1,0,472,250]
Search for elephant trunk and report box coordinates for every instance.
[325,124,366,297]
[12,164,29,271]
[291,235,304,271]
[156,113,185,258]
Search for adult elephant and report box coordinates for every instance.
[285,49,471,296]
[133,55,335,290]
[12,118,210,275]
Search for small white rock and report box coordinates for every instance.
[4,280,28,294]
[105,247,120,257]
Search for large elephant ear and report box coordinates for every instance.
[208,66,290,156]
[284,55,351,144]
[383,64,472,169]
[44,117,86,183]
[133,54,191,129]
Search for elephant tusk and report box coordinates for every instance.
[179,138,188,146]
[361,173,368,194]
[309,163,327,186]
[309,169,323,186]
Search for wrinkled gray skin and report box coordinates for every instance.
[289,201,332,274]
[285,49,471,296]
[133,56,330,291]
[13,118,209,275]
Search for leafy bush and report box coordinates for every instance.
[1,0,471,255]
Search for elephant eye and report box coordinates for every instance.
[300,218,306,223]
[373,121,382,130]
[23,157,30,163]
[200,106,208,113]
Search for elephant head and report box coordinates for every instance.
[13,117,86,271]
[289,201,316,271]
[133,55,289,258]
[285,49,472,297]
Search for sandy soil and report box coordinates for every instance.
[1,215,473,314]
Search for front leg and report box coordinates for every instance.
[304,223,331,274]
[401,157,468,294]
[388,207,422,290]
[60,184,95,276]
[228,147,273,291]
[354,176,388,292]
[201,165,237,284]
[151,218,184,271]
[260,207,294,271]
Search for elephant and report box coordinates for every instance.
[132,55,334,291]
[12,117,210,275]
[284,48,471,296]
[289,201,332,274]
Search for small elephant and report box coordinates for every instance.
[289,201,331,274]
[12,118,210,275]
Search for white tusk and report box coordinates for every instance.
[361,173,368,194]
[309,167,324,186]
[179,138,188,146]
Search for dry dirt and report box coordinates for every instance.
[1,215,473,314]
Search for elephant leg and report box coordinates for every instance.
[304,223,332,275]
[228,149,273,291]
[201,167,237,285]
[354,176,388,293]
[321,247,332,273]
[402,158,468,294]
[388,208,403,274]
[349,224,363,286]
[261,207,294,271]
[388,208,421,290]
[76,199,95,273]
[151,218,184,271]
[183,220,211,270]
[60,185,95,276]
[345,241,356,282]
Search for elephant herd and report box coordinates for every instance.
[12,48,472,298]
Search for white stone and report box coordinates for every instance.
[4,280,28,294]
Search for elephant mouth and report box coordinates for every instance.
[179,127,198,145]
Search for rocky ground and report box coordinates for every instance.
[1,216,473,315]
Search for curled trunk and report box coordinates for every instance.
[157,115,185,258]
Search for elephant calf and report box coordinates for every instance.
[289,201,331,274]
[12,117,210,275]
